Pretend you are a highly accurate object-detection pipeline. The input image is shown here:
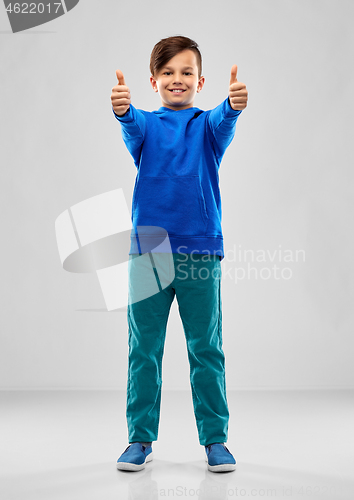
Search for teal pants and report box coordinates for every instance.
[126,252,229,446]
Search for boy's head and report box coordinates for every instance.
[150,36,205,111]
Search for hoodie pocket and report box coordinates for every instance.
[133,175,209,236]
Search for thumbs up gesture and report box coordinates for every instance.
[111,70,131,116]
[229,65,248,111]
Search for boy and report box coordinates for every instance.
[111,36,248,472]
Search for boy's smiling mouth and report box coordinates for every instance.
[169,89,186,93]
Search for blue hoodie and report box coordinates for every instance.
[113,97,242,261]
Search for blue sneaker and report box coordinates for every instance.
[205,443,236,472]
[116,442,153,471]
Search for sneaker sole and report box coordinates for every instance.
[205,455,236,472]
[116,451,153,471]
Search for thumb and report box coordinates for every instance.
[230,64,238,85]
[116,69,126,86]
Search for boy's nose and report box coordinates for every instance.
[172,74,183,82]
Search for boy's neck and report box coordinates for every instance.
[160,103,196,111]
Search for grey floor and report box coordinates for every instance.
[1,390,353,500]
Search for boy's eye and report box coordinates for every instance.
[163,72,192,75]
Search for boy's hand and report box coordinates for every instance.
[229,65,248,111]
[111,70,131,116]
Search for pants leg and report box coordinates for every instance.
[126,253,175,443]
[173,253,229,446]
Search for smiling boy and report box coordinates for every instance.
[150,49,204,110]
[111,35,248,472]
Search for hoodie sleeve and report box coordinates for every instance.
[207,97,242,160]
[112,104,146,168]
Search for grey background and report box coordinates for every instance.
[1,0,353,390]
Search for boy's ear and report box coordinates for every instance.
[150,75,159,93]
[197,76,205,93]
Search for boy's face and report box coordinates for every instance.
[150,49,205,110]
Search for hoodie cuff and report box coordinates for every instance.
[112,105,132,120]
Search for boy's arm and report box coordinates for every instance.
[207,65,248,160]
[207,98,242,159]
[113,104,146,163]
[111,70,146,166]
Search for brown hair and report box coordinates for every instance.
[150,35,202,79]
